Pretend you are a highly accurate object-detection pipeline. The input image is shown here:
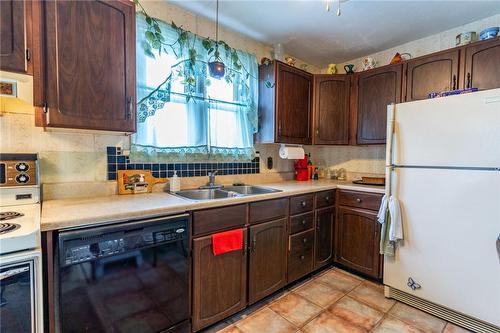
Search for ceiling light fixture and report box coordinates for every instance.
[208,0,225,79]
[326,0,347,16]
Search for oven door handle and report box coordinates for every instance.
[0,266,29,281]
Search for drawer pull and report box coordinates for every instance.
[301,201,307,207]
[325,196,330,201]
[300,255,305,260]
[356,198,362,203]
[303,238,308,243]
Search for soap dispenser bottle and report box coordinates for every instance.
[170,171,180,192]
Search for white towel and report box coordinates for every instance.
[388,196,403,241]
[377,194,388,224]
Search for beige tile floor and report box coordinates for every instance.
[204,267,472,333]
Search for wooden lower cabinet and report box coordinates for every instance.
[287,229,314,283]
[334,207,382,279]
[248,219,287,304]
[314,207,334,269]
[192,229,248,331]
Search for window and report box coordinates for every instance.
[132,14,258,162]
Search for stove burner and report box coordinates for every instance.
[0,223,21,234]
[0,212,24,221]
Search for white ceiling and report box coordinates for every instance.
[170,0,500,67]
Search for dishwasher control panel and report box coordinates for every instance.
[60,217,189,266]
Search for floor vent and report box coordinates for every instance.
[385,286,500,333]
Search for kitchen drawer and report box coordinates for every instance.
[288,241,313,283]
[289,229,314,255]
[315,190,335,209]
[337,190,382,211]
[249,198,288,224]
[290,194,314,215]
[193,204,247,236]
[289,212,314,235]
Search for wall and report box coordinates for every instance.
[336,14,500,71]
[312,13,500,178]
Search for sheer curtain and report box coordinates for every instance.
[132,14,258,162]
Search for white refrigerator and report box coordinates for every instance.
[383,88,500,333]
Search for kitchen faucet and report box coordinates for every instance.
[199,170,223,189]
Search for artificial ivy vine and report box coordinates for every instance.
[134,0,257,105]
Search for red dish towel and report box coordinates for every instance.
[212,229,243,256]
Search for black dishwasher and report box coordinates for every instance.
[56,214,190,333]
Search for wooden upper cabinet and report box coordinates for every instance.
[0,0,32,74]
[461,37,500,91]
[335,207,382,279]
[34,0,136,132]
[257,61,312,144]
[248,219,287,304]
[404,49,459,101]
[313,75,350,145]
[356,64,402,145]
[192,229,248,331]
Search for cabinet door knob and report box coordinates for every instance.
[301,220,306,225]
[325,196,330,201]
[300,255,305,260]
[303,238,308,243]
[301,201,307,207]
[356,198,362,203]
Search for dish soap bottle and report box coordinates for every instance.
[170,171,180,193]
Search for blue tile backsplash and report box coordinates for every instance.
[106,146,260,181]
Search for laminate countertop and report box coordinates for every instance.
[40,180,385,231]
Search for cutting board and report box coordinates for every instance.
[117,170,168,195]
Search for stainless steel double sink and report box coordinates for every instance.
[172,185,282,201]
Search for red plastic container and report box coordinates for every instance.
[294,155,309,181]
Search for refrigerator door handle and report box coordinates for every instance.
[386,104,396,196]
[497,233,500,261]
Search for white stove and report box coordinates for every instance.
[0,153,43,333]
[0,203,40,254]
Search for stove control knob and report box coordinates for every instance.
[16,174,30,183]
[15,163,30,172]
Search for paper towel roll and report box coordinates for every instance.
[279,145,305,159]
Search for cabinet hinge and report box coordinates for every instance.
[26,49,31,62]
[126,96,133,120]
